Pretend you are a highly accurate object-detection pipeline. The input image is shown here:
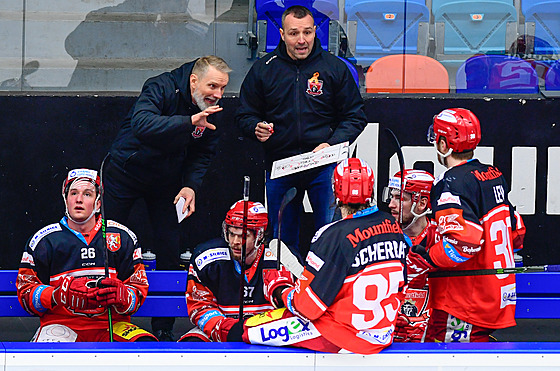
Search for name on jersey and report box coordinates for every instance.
[195,248,230,270]
[29,224,62,250]
[351,240,406,267]
[472,167,502,182]
[346,219,401,248]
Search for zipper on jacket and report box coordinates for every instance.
[296,67,302,154]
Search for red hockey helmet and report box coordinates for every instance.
[223,200,268,247]
[333,158,375,205]
[61,168,101,197]
[386,169,435,204]
[428,108,481,153]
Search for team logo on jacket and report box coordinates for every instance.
[306,72,323,96]
[192,126,206,139]
[438,214,463,233]
[106,233,121,252]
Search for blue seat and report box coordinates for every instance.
[432,0,517,57]
[256,0,338,53]
[545,61,560,90]
[521,0,560,55]
[456,54,539,93]
[345,0,430,67]
[337,56,360,87]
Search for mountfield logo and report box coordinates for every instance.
[472,167,502,182]
[346,219,400,248]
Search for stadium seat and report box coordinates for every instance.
[256,0,338,53]
[521,0,560,55]
[338,56,360,87]
[456,54,539,93]
[432,0,518,58]
[545,61,560,90]
[345,0,430,67]
[365,54,449,93]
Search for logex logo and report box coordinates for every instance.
[256,317,318,346]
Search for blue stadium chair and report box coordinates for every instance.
[337,56,360,87]
[521,0,560,55]
[545,61,560,90]
[456,54,539,93]
[345,0,430,68]
[432,0,518,58]
[256,0,339,53]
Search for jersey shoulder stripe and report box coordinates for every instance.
[107,220,137,244]
[28,223,62,251]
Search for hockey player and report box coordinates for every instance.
[179,200,276,342]
[419,108,526,342]
[17,169,155,342]
[242,158,408,354]
[383,169,437,342]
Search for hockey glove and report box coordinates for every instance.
[263,266,295,308]
[408,244,438,272]
[211,317,246,342]
[52,276,100,311]
[96,277,137,314]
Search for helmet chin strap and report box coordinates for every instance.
[402,201,431,231]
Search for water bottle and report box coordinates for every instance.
[142,250,156,271]
[179,250,192,270]
[514,252,523,267]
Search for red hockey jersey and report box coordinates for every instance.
[281,206,408,354]
[428,160,526,329]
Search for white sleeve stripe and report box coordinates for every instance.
[305,286,327,312]
[481,205,510,223]
[344,261,403,283]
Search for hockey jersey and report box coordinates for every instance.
[186,237,276,340]
[428,159,526,329]
[281,206,408,354]
[17,216,148,330]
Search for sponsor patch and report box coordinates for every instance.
[437,192,461,206]
[106,233,121,252]
[195,248,231,270]
[133,248,142,261]
[438,214,464,233]
[442,240,469,263]
[108,220,137,244]
[29,224,62,250]
[248,315,320,346]
[306,72,323,96]
[500,283,516,308]
[21,252,35,266]
[356,326,394,345]
[306,251,325,272]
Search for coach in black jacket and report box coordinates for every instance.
[236,5,367,255]
[103,55,231,341]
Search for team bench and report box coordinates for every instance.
[0,270,188,317]
[0,270,559,319]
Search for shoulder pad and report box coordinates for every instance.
[29,223,62,251]
[107,220,137,244]
[194,247,231,270]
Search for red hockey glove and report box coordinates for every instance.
[96,277,137,314]
[263,267,295,308]
[52,276,99,311]
[211,317,246,342]
[408,244,438,273]
[394,312,429,343]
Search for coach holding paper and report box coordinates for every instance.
[103,56,231,341]
[236,5,367,256]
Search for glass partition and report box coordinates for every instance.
[0,0,558,94]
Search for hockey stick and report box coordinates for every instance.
[238,176,250,324]
[429,264,560,278]
[384,128,405,226]
[276,187,297,270]
[98,153,114,342]
[269,239,304,279]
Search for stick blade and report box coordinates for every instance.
[269,239,304,279]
